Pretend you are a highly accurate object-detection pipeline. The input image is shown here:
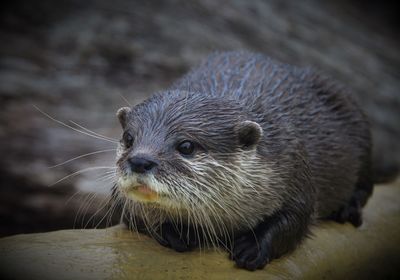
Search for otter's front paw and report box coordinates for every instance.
[231,233,270,271]
[155,223,194,252]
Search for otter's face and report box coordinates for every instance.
[114,92,277,230]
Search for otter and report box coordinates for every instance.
[113,51,373,271]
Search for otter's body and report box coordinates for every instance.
[114,52,373,270]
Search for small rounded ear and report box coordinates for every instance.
[236,121,263,149]
[116,107,131,129]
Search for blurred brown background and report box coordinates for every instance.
[0,0,399,237]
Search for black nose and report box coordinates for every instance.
[128,157,158,174]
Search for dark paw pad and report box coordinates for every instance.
[230,235,270,271]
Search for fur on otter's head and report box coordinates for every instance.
[114,91,283,242]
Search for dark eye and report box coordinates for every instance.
[122,131,134,148]
[177,140,195,156]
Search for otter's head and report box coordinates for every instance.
[115,91,280,234]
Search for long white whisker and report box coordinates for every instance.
[120,198,128,224]
[49,166,116,187]
[74,192,98,228]
[117,92,132,107]
[69,120,118,142]
[95,171,117,183]
[65,189,83,206]
[33,105,118,144]
[90,195,115,229]
[82,193,107,228]
[49,149,117,168]
[106,194,121,227]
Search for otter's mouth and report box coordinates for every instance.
[124,184,160,203]
[117,176,171,205]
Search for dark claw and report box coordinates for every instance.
[328,202,362,227]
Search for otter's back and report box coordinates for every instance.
[171,51,371,217]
